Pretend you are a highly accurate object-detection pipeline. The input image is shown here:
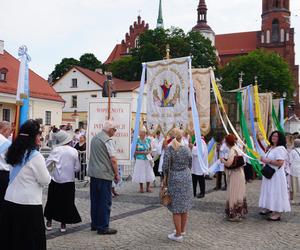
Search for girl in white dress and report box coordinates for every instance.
[259,131,291,221]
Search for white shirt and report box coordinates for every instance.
[0,134,11,171]
[191,140,208,175]
[46,145,80,183]
[5,153,51,205]
[289,148,300,177]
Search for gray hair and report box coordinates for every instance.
[0,121,11,131]
[294,139,300,148]
[103,120,115,131]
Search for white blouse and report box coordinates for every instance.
[5,153,51,205]
[191,140,208,176]
[46,145,80,183]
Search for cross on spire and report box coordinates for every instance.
[238,71,245,89]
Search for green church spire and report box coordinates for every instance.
[156,0,164,29]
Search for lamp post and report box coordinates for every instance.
[107,72,113,120]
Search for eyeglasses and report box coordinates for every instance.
[112,128,117,132]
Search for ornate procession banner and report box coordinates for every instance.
[146,57,189,134]
[190,68,211,135]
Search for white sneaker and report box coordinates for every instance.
[168,233,183,243]
[60,224,66,233]
[173,230,186,236]
[45,221,52,231]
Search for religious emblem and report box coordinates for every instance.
[153,79,181,107]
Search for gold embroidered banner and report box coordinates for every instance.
[190,68,211,136]
[146,57,190,134]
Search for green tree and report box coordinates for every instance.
[79,53,102,71]
[50,53,102,82]
[108,56,141,81]
[109,27,217,81]
[220,49,294,98]
[50,58,79,81]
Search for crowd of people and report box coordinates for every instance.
[0,119,299,248]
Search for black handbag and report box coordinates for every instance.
[261,164,275,179]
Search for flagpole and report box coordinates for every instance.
[13,103,21,140]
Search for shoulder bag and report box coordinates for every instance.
[225,149,245,170]
[261,148,279,179]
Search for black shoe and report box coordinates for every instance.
[97,228,118,235]
[197,193,205,198]
[221,187,227,191]
[259,210,272,216]
[213,187,221,191]
[91,227,97,231]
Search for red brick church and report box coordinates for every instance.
[105,0,299,114]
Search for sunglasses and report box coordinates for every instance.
[112,128,117,132]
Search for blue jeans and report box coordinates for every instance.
[90,177,112,232]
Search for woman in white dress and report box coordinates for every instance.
[132,127,155,193]
[259,131,291,221]
[289,139,300,204]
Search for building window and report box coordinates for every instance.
[274,0,280,8]
[0,68,8,82]
[261,33,265,43]
[280,29,285,42]
[71,95,77,108]
[71,78,78,88]
[45,111,51,125]
[272,19,280,42]
[266,30,270,43]
[91,94,97,98]
[2,109,10,122]
[135,36,140,48]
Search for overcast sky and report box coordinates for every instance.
[1,0,299,79]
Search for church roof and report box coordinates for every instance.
[215,31,258,56]
[104,44,124,64]
[0,50,64,102]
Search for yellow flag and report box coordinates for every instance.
[253,85,270,146]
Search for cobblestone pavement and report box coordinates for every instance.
[45,178,300,250]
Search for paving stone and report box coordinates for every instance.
[46,178,300,249]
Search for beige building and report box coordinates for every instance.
[52,66,144,128]
[0,40,64,126]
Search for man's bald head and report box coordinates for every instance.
[0,121,12,138]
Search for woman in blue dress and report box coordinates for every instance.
[132,127,155,193]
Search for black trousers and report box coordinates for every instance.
[244,163,254,181]
[192,174,205,197]
[0,170,9,213]
[215,171,227,189]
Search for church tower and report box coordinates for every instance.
[261,0,291,45]
[192,0,215,45]
[156,0,164,29]
[260,0,299,112]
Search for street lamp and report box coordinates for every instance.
[102,72,113,119]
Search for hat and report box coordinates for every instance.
[54,130,73,147]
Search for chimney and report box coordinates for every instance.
[95,68,103,74]
[0,40,4,55]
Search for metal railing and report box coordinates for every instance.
[76,150,87,181]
